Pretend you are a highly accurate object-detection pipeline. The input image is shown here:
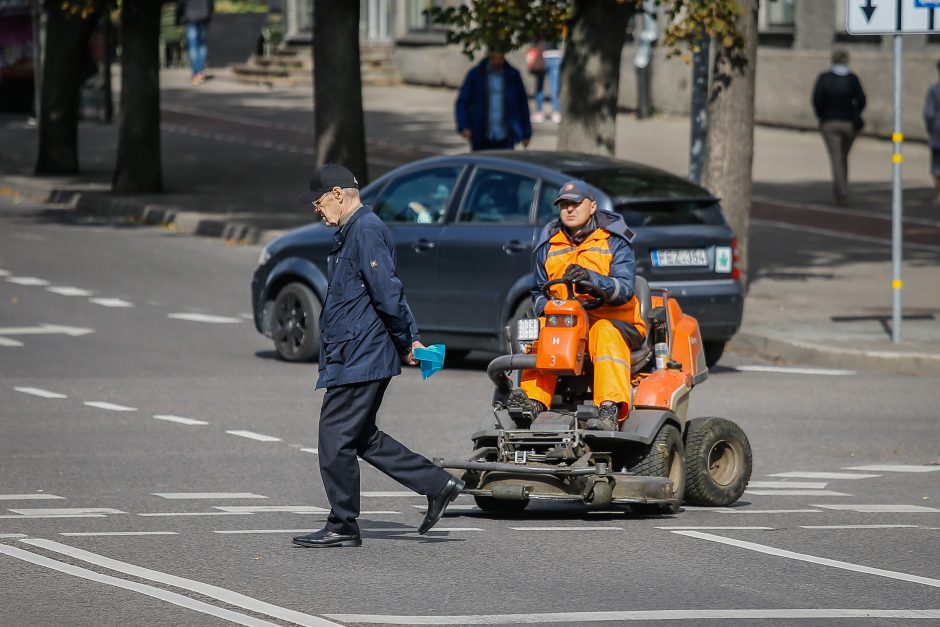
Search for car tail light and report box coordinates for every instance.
[546,314,577,327]
[731,238,741,280]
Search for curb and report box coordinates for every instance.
[729,331,940,377]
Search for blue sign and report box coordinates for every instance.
[915,1,940,8]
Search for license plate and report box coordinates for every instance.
[651,248,708,267]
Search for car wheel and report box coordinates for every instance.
[703,340,726,369]
[473,495,528,512]
[502,299,534,353]
[625,423,685,514]
[271,282,321,362]
[683,417,752,507]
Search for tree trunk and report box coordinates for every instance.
[703,0,758,287]
[556,0,633,156]
[313,0,368,184]
[112,0,163,193]
[35,6,99,175]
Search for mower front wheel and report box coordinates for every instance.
[683,417,752,506]
[625,423,685,515]
[473,495,529,512]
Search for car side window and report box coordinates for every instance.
[536,180,561,224]
[373,167,461,224]
[458,169,537,224]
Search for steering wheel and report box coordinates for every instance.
[542,278,606,311]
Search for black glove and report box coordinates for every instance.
[563,264,590,284]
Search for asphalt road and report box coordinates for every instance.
[1,195,938,626]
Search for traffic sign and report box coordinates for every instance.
[847,0,940,34]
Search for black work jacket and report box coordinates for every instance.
[317,205,420,389]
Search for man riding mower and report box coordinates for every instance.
[436,180,752,513]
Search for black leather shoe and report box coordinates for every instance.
[292,528,362,548]
[418,477,465,535]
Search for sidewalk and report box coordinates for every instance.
[1,68,938,376]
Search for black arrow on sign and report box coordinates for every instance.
[860,0,877,22]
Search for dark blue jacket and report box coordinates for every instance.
[317,206,420,389]
[455,59,532,150]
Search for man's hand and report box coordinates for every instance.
[403,340,424,366]
[563,264,590,284]
[460,129,472,140]
[521,137,530,148]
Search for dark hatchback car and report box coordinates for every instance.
[252,151,743,367]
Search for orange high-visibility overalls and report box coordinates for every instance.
[521,216,646,418]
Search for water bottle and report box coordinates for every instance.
[654,342,669,370]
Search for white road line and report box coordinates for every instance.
[769,471,881,480]
[0,543,279,627]
[0,533,28,538]
[300,447,318,454]
[46,286,92,296]
[0,324,93,337]
[326,609,940,624]
[745,490,851,496]
[214,505,330,514]
[799,525,921,530]
[226,430,281,442]
[655,526,774,530]
[811,504,940,513]
[753,217,940,253]
[364,527,484,533]
[60,531,178,537]
[685,508,822,514]
[733,364,856,376]
[747,481,829,489]
[0,269,9,276]
[167,313,242,324]
[411,505,479,513]
[362,491,422,498]
[673,530,940,588]
[510,526,624,531]
[213,529,315,534]
[84,401,136,412]
[153,493,268,500]
[18,538,342,626]
[845,464,940,473]
[14,387,67,399]
[0,514,107,519]
[7,276,49,286]
[0,494,64,500]
[153,414,209,426]
[9,508,126,516]
[0,337,23,347]
[89,297,133,308]
[138,512,253,517]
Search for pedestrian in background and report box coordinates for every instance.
[176,0,214,85]
[291,164,464,548]
[922,59,940,204]
[812,49,866,206]
[529,41,563,124]
[455,46,532,151]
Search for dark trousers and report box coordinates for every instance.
[473,136,515,151]
[318,378,451,534]
[820,120,856,200]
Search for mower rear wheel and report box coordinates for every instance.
[473,495,528,512]
[625,423,685,514]
[683,417,752,506]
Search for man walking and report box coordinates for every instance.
[812,49,866,205]
[455,46,532,151]
[176,0,214,85]
[922,59,940,203]
[292,164,464,548]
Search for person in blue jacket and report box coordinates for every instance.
[455,47,532,151]
[291,164,464,548]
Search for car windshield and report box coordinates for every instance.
[569,168,725,227]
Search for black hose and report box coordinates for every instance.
[487,354,537,393]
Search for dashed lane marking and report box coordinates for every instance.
[60,531,178,537]
[362,491,423,498]
[845,465,940,473]
[799,525,921,530]
[152,493,268,500]
[745,490,851,496]
[226,430,281,442]
[0,533,28,538]
[0,543,283,627]
[733,364,856,376]
[683,508,823,514]
[138,512,253,517]
[18,538,343,626]
[0,337,23,347]
[8,508,126,516]
[6,276,49,286]
[747,481,829,489]
[510,526,624,531]
[167,313,242,324]
[89,297,133,308]
[212,528,319,534]
[769,471,882,480]
[0,269,9,276]
[0,494,64,500]
[300,447,318,454]
[672,530,940,588]
[0,514,106,519]
[153,414,209,426]
[84,401,137,412]
[656,526,774,530]
[214,505,329,514]
[14,387,68,399]
[46,286,92,296]
[811,504,940,513]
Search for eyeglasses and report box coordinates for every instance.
[313,194,327,212]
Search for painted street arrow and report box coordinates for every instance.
[861,0,877,22]
[0,324,95,347]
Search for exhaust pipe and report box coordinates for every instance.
[487,354,537,393]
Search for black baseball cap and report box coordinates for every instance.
[297,163,359,204]
[553,179,595,205]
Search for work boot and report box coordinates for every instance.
[586,401,619,431]
[506,389,544,428]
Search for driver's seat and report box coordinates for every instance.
[628,276,653,374]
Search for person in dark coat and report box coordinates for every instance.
[291,164,464,548]
[812,49,866,205]
[922,59,940,203]
[455,48,532,151]
[176,0,214,85]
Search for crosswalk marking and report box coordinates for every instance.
[811,504,940,513]
[226,430,281,442]
[799,525,920,530]
[0,494,64,500]
[14,387,67,399]
[152,493,267,500]
[0,514,106,519]
[9,508,126,516]
[214,505,329,514]
[84,401,136,412]
[845,465,940,473]
[656,526,774,530]
[747,481,829,489]
[0,533,28,538]
[745,490,850,496]
[769,471,881,480]
[511,526,623,531]
[47,286,92,296]
[89,297,134,308]
[168,313,242,324]
[60,532,178,537]
[7,276,49,286]
[153,415,209,426]
[138,512,253,517]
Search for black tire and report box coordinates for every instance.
[703,340,726,369]
[625,423,685,514]
[473,495,528,512]
[502,299,534,353]
[683,417,752,507]
[271,282,321,362]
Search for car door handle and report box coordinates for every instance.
[502,240,527,254]
[413,239,435,253]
